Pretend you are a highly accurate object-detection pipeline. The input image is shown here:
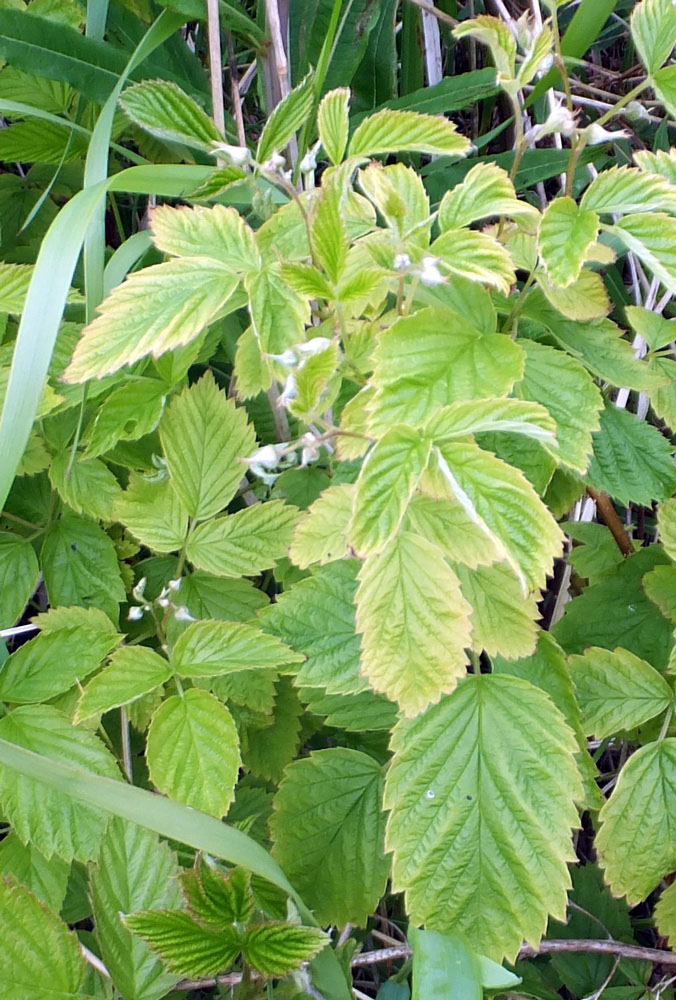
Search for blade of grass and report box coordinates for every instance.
[103,230,153,295]
[0,100,149,163]
[0,738,352,1000]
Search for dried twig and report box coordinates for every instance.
[206,0,225,137]
[173,939,676,991]
[586,488,635,557]
[404,0,457,28]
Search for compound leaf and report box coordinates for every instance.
[384,675,583,962]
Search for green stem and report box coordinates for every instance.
[658,705,673,742]
[565,136,586,198]
[1,510,41,531]
[550,5,572,112]
[594,80,649,128]
[175,518,196,579]
[501,269,536,336]
[508,93,526,183]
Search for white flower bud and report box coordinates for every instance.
[262,150,286,172]
[279,373,298,407]
[132,577,147,602]
[584,123,631,145]
[157,597,170,609]
[420,256,445,287]
[168,578,182,592]
[297,337,332,358]
[211,142,251,166]
[394,253,411,270]
[174,606,196,622]
[300,150,317,173]
[248,444,280,470]
[625,101,649,122]
[527,105,577,143]
[127,606,144,621]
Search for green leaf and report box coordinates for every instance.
[90,817,182,1000]
[65,258,239,382]
[301,687,398,732]
[541,310,666,392]
[456,562,538,659]
[384,675,583,962]
[115,474,189,555]
[0,877,86,996]
[554,547,674,671]
[150,203,260,272]
[405,494,503,569]
[261,560,365,695]
[568,646,673,738]
[356,530,472,716]
[348,428,431,557]
[257,72,314,164]
[0,832,69,912]
[0,618,118,704]
[48,452,122,522]
[426,397,558,451]
[659,498,676,560]
[75,646,173,722]
[186,501,300,578]
[83,378,167,459]
[438,162,534,231]
[0,117,85,164]
[171,620,302,677]
[289,483,353,569]
[368,307,524,433]
[318,87,349,165]
[538,197,599,288]
[0,262,34,314]
[597,738,676,902]
[349,108,471,159]
[125,908,242,977]
[180,860,253,928]
[0,705,120,862]
[146,688,240,817]
[159,372,255,521]
[653,64,676,116]
[580,165,676,215]
[245,266,310,354]
[433,439,563,592]
[121,79,222,151]
[271,748,389,927]
[410,928,481,1000]
[0,9,131,102]
[631,0,676,73]
[565,521,632,582]
[41,513,125,623]
[588,402,676,505]
[243,922,328,975]
[611,213,676,294]
[515,341,603,475]
[643,563,676,622]
[656,880,676,946]
[241,677,300,778]
[431,228,516,295]
[179,572,268,623]
[626,304,676,351]
[538,267,610,323]
[0,532,39,629]
[453,15,516,82]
